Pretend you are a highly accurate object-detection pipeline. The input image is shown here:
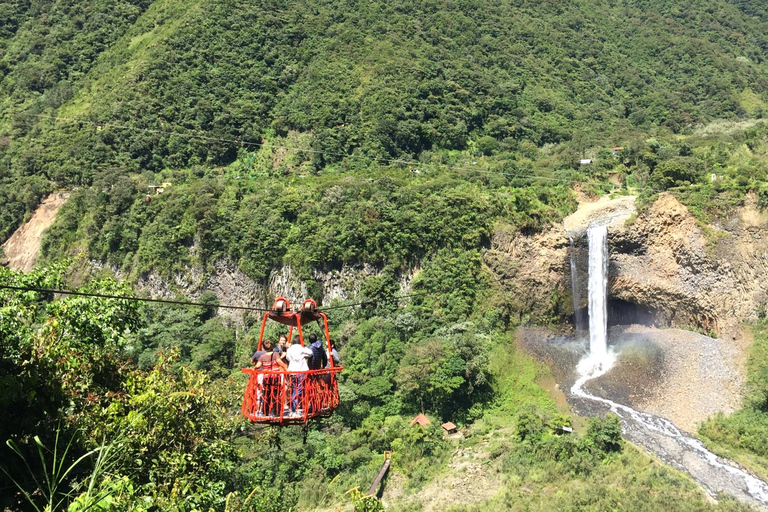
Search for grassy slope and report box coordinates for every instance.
[699,320,768,483]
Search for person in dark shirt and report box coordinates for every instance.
[308,333,327,370]
[306,334,328,413]
[275,334,288,354]
[251,347,266,365]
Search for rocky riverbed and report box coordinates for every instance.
[520,325,768,508]
[520,325,745,432]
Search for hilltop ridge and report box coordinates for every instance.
[4,0,768,240]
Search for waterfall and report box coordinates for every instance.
[587,224,609,361]
[570,222,768,507]
[568,235,584,332]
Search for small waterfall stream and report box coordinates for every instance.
[568,235,585,333]
[570,223,768,507]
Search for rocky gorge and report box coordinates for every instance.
[487,192,768,340]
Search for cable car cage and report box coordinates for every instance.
[241,297,343,424]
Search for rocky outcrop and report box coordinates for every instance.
[484,223,571,322]
[610,192,768,338]
[486,192,768,338]
[483,195,638,324]
[131,259,415,323]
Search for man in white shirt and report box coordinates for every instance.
[286,335,312,415]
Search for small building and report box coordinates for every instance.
[410,413,431,428]
[579,159,592,165]
[612,147,624,155]
[148,182,172,195]
[441,422,457,434]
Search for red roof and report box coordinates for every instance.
[410,413,431,427]
[442,422,457,431]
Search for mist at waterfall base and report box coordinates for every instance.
[556,224,768,506]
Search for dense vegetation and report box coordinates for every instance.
[1,264,747,511]
[5,0,768,509]
[5,0,768,240]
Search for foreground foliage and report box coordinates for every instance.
[2,262,739,510]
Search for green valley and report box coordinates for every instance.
[4,0,768,510]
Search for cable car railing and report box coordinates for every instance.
[241,296,343,424]
[241,366,344,423]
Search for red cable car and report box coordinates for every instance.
[241,297,343,425]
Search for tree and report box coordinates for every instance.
[649,157,705,191]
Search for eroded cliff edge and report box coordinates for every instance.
[486,192,768,340]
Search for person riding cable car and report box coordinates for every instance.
[241,297,343,425]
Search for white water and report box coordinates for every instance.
[587,225,608,361]
[578,224,615,374]
[571,222,768,506]
[571,372,768,504]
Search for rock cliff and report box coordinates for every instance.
[126,260,415,323]
[485,192,768,339]
[611,192,768,339]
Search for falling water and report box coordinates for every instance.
[570,223,768,507]
[587,225,608,359]
[568,235,584,333]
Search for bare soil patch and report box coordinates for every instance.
[563,194,636,234]
[1,192,69,272]
[382,443,502,511]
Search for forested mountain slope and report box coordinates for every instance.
[4,0,768,241]
[5,1,768,510]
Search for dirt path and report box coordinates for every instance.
[381,442,502,511]
[563,194,636,234]
[2,192,69,272]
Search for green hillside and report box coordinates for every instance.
[4,0,768,510]
[4,0,768,240]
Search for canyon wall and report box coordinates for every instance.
[76,192,768,337]
[485,193,768,338]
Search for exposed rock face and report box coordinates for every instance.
[611,192,768,338]
[486,192,768,338]
[484,195,637,323]
[484,223,571,323]
[86,191,766,336]
[131,259,414,323]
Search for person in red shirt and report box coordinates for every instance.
[254,339,288,417]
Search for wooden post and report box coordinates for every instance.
[367,452,392,496]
